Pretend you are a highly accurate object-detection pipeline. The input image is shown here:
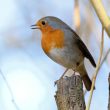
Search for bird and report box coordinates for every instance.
[31,16,96,91]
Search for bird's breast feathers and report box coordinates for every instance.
[41,29,65,54]
[45,47,81,68]
[41,28,83,68]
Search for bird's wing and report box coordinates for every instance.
[71,29,96,67]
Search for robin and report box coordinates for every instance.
[31,16,96,91]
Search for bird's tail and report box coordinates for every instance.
[76,61,93,91]
[82,73,92,91]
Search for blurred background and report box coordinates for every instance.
[0,0,110,110]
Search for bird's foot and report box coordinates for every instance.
[54,80,58,86]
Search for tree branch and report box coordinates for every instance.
[90,0,110,37]
[86,27,104,110]
[0,70,20,110]
[108,73,110,110]
[74,0,80,33]
[98,48,110,71]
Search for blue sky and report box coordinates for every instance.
[0,0,110,110]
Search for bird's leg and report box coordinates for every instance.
[60,68,68,79]
[54,69,68,86]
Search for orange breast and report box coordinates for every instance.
[41,29,64,54]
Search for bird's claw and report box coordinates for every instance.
[54,80,58,86]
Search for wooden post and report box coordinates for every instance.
[55,74,85,110]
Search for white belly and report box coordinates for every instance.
[47,47,83,68]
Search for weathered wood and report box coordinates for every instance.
[108,73,110,110]
[55,74,85,110]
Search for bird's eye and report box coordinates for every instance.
[41,21,46,25]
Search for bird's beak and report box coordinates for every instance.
[31,24,40,29]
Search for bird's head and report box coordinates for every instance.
[31,16,67,33]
